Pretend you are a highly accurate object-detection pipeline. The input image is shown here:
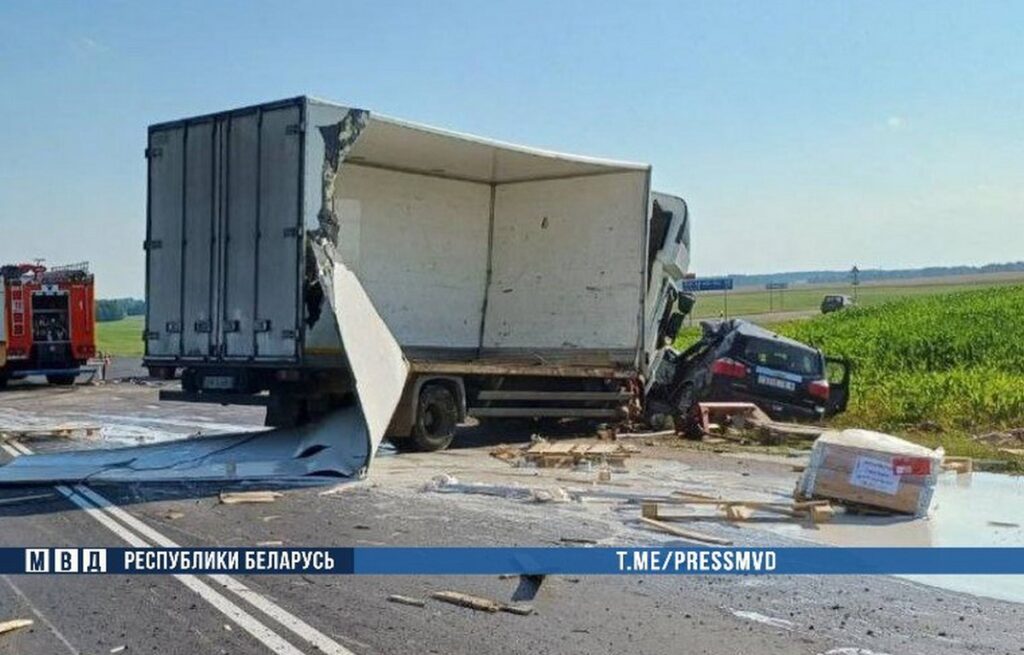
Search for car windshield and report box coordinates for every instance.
[738,337,822,376]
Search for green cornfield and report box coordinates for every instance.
[775,286,1024,457]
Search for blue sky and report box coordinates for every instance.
[1,1,1021,297]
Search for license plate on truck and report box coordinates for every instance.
[757,375,795,392]
[202,375,235,390]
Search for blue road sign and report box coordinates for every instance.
[765,282,789,290]
[680,277,734,292]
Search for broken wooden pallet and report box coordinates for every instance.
[523,442,634,468]
[645,495,835,524]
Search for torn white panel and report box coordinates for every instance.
[325,256,409,466]
[0,407,370,484]
[729,609,794,630]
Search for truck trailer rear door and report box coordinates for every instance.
[145,127,186,358]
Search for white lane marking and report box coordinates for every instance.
[6,440,356,655]
[72,485,356,655]
[1,574,80,654]
[3,441,308,655]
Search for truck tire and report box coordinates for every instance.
[46,374,77,386]
[265,394,309,428]
[149,366,176,381]
[410,384,458,451]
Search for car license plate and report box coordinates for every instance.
[202,375,235,390]
[757,374,795,392]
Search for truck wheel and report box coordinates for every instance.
[46,374,77,386]
[149,366,176,381]
[411,385,458,451]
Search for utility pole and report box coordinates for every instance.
[850,265,860,302]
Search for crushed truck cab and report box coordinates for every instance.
[143,96,692,451]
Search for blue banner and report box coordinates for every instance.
[3,547,1024,575]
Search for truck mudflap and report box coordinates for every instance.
[0,253,409,485]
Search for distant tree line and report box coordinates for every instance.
[95,298,146,322]
[725,261,1024,288]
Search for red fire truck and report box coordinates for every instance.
[0,262,96,387]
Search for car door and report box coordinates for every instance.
[824,357,851,416]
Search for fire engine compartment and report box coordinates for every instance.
[0,263,96,382]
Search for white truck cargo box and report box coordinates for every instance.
[145,96,651,372]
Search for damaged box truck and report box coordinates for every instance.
[144,96,692,451]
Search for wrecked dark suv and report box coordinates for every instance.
[646,320,849,427]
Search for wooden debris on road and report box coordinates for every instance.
[491,440,636,469]
[0,424,100,442]
[388,594,426,608]
[646,495,835,524]
[638,517,733,545]
[501,604,535,616]
[219,491,283,505]
[431,591,502,613]
[0,618,33,636]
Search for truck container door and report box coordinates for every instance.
[221,112,259,359]
[146,127,186,357]
[181,120,216,359]
[254,104,302,359]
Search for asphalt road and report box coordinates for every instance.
[1,361,1022,655]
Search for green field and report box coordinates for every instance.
[96,315,144,357]
[690,273,1024,321]
[693,285,1024,463]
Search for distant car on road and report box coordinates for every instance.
[645,320,850,430]
[820,294,854,314]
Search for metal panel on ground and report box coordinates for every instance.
[255,104,303,358]
[145,126,186,358]
[181,120,215,358]
[222,112,259,358]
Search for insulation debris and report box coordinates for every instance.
[421,474,570,503]
[430,591,534,616]
[796,429,943,516]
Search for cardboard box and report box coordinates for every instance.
[797,429,943,516]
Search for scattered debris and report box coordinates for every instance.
[643,494,835,524]
[729,609,794,630]
[109,646,126,654]
[988,521,1021,528]
[638,517,733,545]
[431,591,502,613]
[429,590,535,616]
[0,424,100,442]
[942,456,973,474]
[387,594,426,608]
[162,510,185,521]
[256,540,283,547]
[797,429,943,516]
[0,619,33,636]
[973,427,1024,449]
[219,491,284,505]
[559,537,599,545]
[422,473,570,503]
[490,440,635,469]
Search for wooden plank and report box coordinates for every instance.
[218,491,283,505]
[0,619,33,636]
[638,517,733,545]
[431,591,501,613]
[388,595,426,608]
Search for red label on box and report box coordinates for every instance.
[892,457,931,476]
